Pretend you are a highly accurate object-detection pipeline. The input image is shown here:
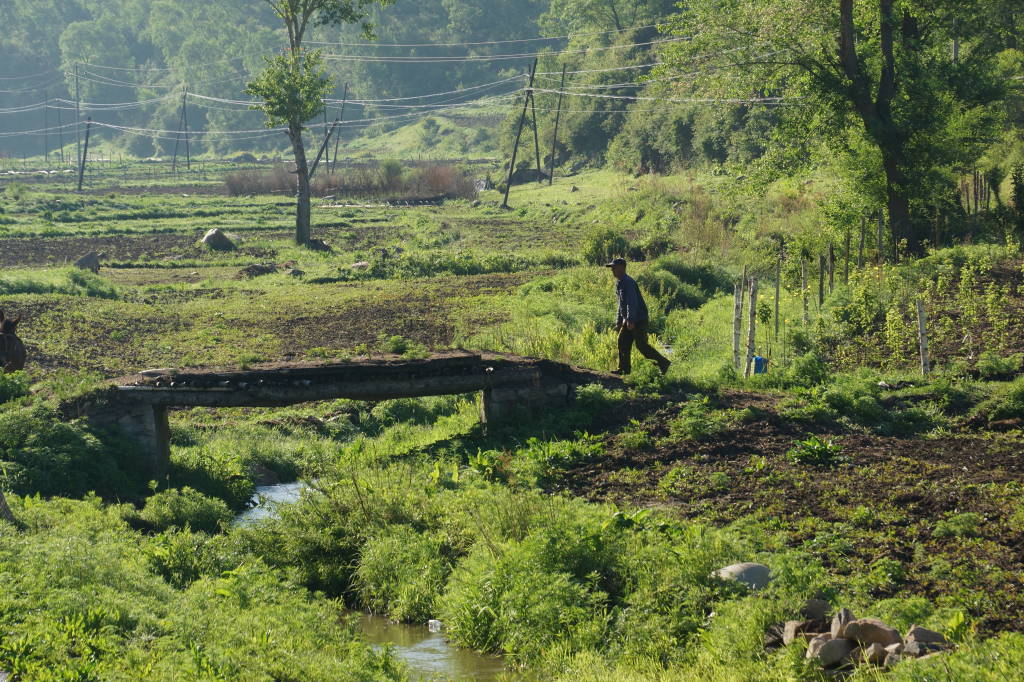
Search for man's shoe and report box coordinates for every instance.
[658,358,672,375]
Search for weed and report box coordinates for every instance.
[786,435,845,466]
[934,512,984,539]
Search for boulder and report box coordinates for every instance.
[844,618,902,648]
[470,199,482,208]
[863,642,887,665]
[905,625,948,647]
[801,598,830,621]
[569,184,579,192]
[713,562,770,590]
[885,642,904,656]
[830,608,855,639]
[285,268,305,277]
[764,622,785,650]
[307,238,332,252]
[201,228,236,251]
[806,634,855,668]
[884,652,903,668]
[350,261,370,270]
[236,263,277,279]
[73,251,103,273]
[783,620,819,646]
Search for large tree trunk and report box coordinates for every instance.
[289,124,311,246]
[882,150,915,259]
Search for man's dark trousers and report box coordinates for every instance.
[617,320,668,374]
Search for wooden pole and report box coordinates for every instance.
[331,83,348,174]
[916,299,930,376]
[77,116,91,192]
[308,118,340,181]
[183,85,190,170]
[74,63,82,177]
[43,94,49,165]
[744,277,759,379]
[801,259,809,325]
[172,88,185,173]
[502,59,537,209]
[0,490,15,525]
[548,65,566,186]
[529,88,542,183]
[57,104,64,165]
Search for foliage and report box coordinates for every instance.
[785,435,844,466]
[0,371,30,405]
[136,486,234,534]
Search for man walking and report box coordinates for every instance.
[606,258,671,376]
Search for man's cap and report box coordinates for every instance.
[604,257,627,267]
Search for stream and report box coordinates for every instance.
[236,482,507,681]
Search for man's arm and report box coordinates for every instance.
[622,279,642,323]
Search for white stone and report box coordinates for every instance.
[712,562,771,590]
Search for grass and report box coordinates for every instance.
[4,164,1024,680]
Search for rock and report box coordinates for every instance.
[801,598,830,621]
[915,651,947,663]
[844,618,902,648]
[73,251,103,273]
[712,562,770,590]
[201,228,236,251]
[236,263,277,279]
[806,634,855,667]
[863,642,887,665]
[830,608,855,639]
[307,238,332,252]
[885,642,904,656]
[285,268,305,277]
[783,620,819,646]
[470,199,482,208]
[428,619,442,633]
[884,652,903,668]
[569,184,579,192]
[764,622,785,650]
[350,261,370,270]
[905,625,948,647]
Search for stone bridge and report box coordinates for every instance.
[61,352,620,479]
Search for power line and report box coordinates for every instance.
[307,22,670,48]
[322,37,688,63]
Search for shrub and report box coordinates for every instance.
[0,407,144,499]
[976,351,1023,380]
[583,228,632,265]
[355,526,450,622]
[933,512,983,539]
[0,371,30,404]
[787,352,829,387]
[137,487,233,534]
[977,375,1024,422]
[634,268,707,311]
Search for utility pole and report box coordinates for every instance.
[548,65,566,186]
[77,116,91,192]
[183,85,190,170]
[331,83,348,174]
[502,59,537,209]
[43,93,49,165]
[57,104,64,165]
[528,86,542,183]
[74,63,82,176]
[309,119,341,181]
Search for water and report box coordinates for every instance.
[358,613,506,681]
[234,482,508,680]
[233,480,305,525]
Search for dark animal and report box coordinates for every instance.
[0,310,26,372]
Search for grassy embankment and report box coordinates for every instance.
[2,167,1024,679]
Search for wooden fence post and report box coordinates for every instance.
[916,299,930,376]
[818,254,825,307]
[732,267,747,369]
[828,243,835,294]
[744,277,759,378]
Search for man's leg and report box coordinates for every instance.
[633,321,670,372]
[617,326,634,374]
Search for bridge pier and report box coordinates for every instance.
[479,381,570,424]
[86,402,170,481]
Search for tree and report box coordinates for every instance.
[660,0,1012,257]
[246,0,392,245]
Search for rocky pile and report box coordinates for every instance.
[766,603,953,671]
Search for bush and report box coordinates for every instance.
[976,351,1023,380]
[786,435,845,466]
[137,487,233,534]
[355,526,450,622]
[635,268,707,311]
[976,375,1024,422]
[787,352,829,387]
[0,407,144,499]
[0,371,30,404]
[583,228,633,265]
